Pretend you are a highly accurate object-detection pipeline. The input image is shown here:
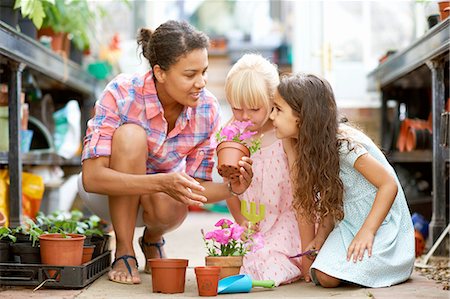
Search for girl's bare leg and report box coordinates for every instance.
[314,269,340,288]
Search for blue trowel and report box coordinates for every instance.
[218,274,275,294]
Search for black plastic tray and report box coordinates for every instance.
[0,251,111,288]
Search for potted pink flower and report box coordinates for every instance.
[211,120,261,180]
[202,218,264,279]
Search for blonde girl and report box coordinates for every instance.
[270,72,415,288]
[224,54,302,286]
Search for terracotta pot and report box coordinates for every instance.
[205,256,243,280]
[438,1,450,20]
[216,141,250,180]
[195,266,221,296]
[82,245,95,264]
[0,211,5,227]
[148,258,188,294]
[37,27,71,57]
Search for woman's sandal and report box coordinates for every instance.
[109,255,139,284]
[138,227,166,274]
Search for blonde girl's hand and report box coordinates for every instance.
[230,157,253,195]
[162,172,207,207]
[346,228,375,263]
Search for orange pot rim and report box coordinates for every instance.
[216,141,250,156]
[194,266,221,274]
[39,233,86,241]
[148,258,188,268]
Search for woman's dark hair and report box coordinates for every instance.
[277,73,344,223]
[137,20,209,71]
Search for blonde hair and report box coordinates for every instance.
[225,54,279,115]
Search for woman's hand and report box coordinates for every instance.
[161,172,207,207]
[230,157,253,195]
[346,227,375,263]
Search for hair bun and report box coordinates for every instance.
[137,28,153,61]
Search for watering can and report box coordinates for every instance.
[217,274,275,294]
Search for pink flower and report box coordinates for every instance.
[234,120,253,133]
[212,120,261,154]
[215,218,233,228]
[203,218,265,256]
[222,125,240,141]
[239,131,257,141]
[230,224,245,240]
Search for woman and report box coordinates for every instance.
[78,20,253,285]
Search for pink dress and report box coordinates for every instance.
[239,138,302,286]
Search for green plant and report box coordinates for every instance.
[14,0,55,29]
[35,210,104,236]
[42,0,94,51]
[0,227,17,243]
[23,219,44,247]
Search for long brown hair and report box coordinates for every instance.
[277,73,344,223]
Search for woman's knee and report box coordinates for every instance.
[111,124,148,166]
[314,269,340,288]
[141,194,188,228]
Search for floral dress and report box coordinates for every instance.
[238,137,301,286]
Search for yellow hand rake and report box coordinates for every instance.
[240,200,265,224]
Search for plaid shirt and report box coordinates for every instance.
[82,71,220,180]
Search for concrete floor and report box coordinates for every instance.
[1,211,448,298]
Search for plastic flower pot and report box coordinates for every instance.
[205,256,243,280]
[148,258,188,294]
[216,141,250,180]
[82,245,95,264]
[195,266,221,296]
[39,233,85,279]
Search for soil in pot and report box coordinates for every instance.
[205,256,243,280]
[216,141,250,180]
[148,258,188,294]
[195,266,221,296]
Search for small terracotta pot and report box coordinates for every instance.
[82,245,95,264]
[216,141,250,180]
[39,233,85,279]
[148,258,188,294]
[438,1,450,20]
[195,266,221,296]
[205,256,243,279]
[0,211,5,227]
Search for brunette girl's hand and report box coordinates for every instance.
[300,237,323,282]
[347,227,375,263]
[230,157,253,195]
[162,172,207,207]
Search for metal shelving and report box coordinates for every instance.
[0,21,98,227]
[367,18,449,246]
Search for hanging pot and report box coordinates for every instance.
[205,256,243,280]
[216,141,250,180]
[148,258,188,294]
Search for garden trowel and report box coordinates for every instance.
[217,274,275,294]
